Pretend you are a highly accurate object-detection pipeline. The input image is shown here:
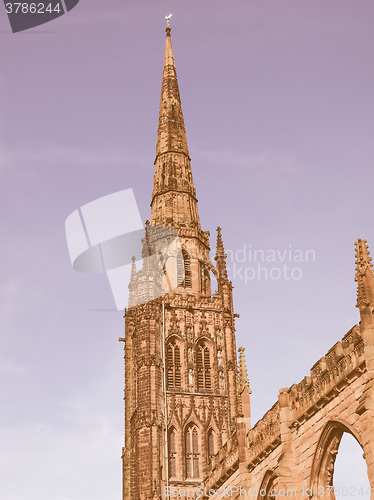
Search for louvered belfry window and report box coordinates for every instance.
[200,262,207,294]
[197,343,211,391]
[185,426,199,479]
[177,251,184,287]
[184,253,192,288]
[167,342,181,389]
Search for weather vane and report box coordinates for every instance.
[165,13,173,28]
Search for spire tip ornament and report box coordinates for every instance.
[165,13,173,29]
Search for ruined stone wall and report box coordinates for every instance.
[203,324,374,500]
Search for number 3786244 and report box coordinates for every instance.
[5,3,61,14]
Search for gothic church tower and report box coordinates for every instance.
[122,23,244,500]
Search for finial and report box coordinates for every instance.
[237,347,251,420]
[130,256,137,279]
[215,226,228,280]
[354,238,374,331]
[238,347,250,395]
[144,221,152,257]
[355,238,374,308]
[165,13,173,29]
[128,256,138,307]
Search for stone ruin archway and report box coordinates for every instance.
[310,419,365,500]
[257,469,278,500]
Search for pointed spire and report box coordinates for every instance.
[150,23,200,230]
[355,239,374,309]
[215,227,228,280]
[155,22,189,159]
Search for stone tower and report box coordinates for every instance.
[122,24,245,500]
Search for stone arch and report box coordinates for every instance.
[258,469,278,500]
[183,417,201,434]
[310,419,364,499]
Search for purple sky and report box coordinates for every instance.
[0,1,373,498]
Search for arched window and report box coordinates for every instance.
[208,429,215,457]
[168,428,177,478]
[185,425,200,479]
[167,341,181,389]
[197,343,212,391]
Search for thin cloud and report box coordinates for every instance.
[0,354,27,374]
[0,279,46,319]
[0,417,122,500]
[3,141,126,167]
[199,148,304,175]
[0,149,12,172]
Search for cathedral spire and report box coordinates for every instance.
[151,22,200,230]
[123,25,240,498]
[155,21,189,160]
[355,238,374,330]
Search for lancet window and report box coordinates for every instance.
[168,428,177,478]
[185,425,200,479]
[208,429,215,457]
[167,341,181,389]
